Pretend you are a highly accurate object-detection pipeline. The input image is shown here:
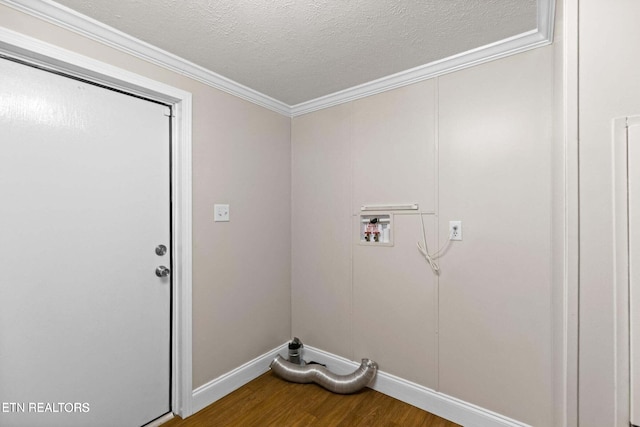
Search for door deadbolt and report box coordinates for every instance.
[155,244,167,256]
[155,266,170,277]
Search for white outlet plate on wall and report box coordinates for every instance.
[214,204,230,222]
[449,220,462,240]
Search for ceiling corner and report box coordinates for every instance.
[1,0,555,119]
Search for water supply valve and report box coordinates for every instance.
[360,214,392,246]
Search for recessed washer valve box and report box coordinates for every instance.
[360,214,393,246]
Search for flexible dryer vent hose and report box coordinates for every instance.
[270,355,378,394]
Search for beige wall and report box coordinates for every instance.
[351,81,438,388]
[0,5,292,389]
[578,0,640,425]
[291,103,353,357]
[438,47,554,425]
[292,46,557,425]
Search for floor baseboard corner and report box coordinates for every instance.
[191,343,288,415]
[189,342,531,427]
[302,345,531,427]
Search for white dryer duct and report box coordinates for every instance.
[270,355,378,394]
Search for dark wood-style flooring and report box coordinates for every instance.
[163,372,461,426]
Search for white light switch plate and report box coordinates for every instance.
[214,204,230,222]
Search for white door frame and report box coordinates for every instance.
[613,115,640,426]
[0,27,194,418]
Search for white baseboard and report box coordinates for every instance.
[190,342,530,426]
[191,343,288,415]
[303,345,531,427]
[144,412,174,427]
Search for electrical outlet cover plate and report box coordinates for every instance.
[449,220,462,240]
[214,204,230,222]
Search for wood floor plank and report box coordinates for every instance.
[164,372,461,427]
[343,390,389,426]
[310,390,368,426]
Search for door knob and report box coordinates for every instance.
[155,266,170,277]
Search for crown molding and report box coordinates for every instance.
[290,29,546,116]
[0,0,292,116]
[1,0,555,118]
[291,0,556,117]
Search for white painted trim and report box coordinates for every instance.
[302,346,531,427]
[612,117,629,427]
[290,0,556,116]
[0,26,194,419]
[561,1,580,425]
[612,116,640,427]
[171,84,194,419]
[539,0,557,44]
[0,0,291,116]
[0,0,556,117]
[290,29,549,116]
[191,344,288,415]
[143,412,174,427]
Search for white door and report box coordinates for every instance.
[630,122,640,426]
[0,57,171,427]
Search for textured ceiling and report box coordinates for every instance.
[52,0,538,106]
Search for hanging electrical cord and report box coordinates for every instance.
[416,213,451,274]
